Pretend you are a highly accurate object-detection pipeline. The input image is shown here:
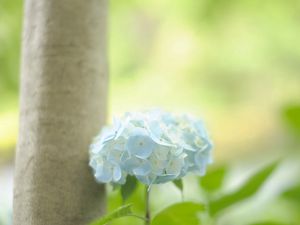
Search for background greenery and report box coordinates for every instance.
[0,0,300,224]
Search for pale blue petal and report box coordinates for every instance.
[113,137,126,151]
[147,121,162,138]
[194,120,209,139]
[126,133,157,159]
[120,151,130,162]
[122,157,140,172]
[89,157,97,170]
[133,160,151,176]
[113,165,122,182]
[107,150,122,164]
[136,173,157,185]
[166,155,185,176]
[155,174,177,184]
[153,146,169,160]
[147,124,174,147]
[113,117,126,139]
[194,150,211,175]
[90,141,106,154]
[149,155,168,175]
[95,164,113,183]
[170,146,184,156]
[100,127,116,143]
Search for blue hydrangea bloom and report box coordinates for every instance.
[89,110,213,185]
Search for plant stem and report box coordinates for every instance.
[145,186,151,225]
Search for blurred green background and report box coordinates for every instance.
[0,0,300,224]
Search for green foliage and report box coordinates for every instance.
[112,183,121,191]
[121,176,138,203]
[89,204,144,225]
[172,179,184,200]
[281,105,300,137]
[248,222,288,225]
[281,184,300,206]
[108,181,145,225]
[172,179,183,192]
[0,0,22,95]
[199,165,227,192]
[210,161,278,216]
[152,202,205,225]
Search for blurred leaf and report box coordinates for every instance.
[281,184,300,205]
[121,175,137,203]
[89,204,144,225]
[152,202,205,225]
[281,105,300,136]
[248,222,288,225]
[201,0,234,22]
[112,183,121,191]
[210,161,279,216]
[108,182,145,225]
[200,165,227,192]
[172,179,183,192]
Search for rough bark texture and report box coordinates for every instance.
[13,0,108,224]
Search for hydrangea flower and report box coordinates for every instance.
[89,110,213,185]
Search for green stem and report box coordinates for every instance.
[145,186,151,225]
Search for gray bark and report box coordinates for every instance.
[13,0,108,224]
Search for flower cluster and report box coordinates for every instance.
[89,110,213,185]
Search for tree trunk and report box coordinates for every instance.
[13,0,108,224]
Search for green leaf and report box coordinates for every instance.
[210,161,279,216]
[173,179,183,192]
[89,204,144,225]
[152,202,205,225]
[248,222,288,225]
[200,165,227,192]
[281,184,300,205]
[89,204,132,225]
[112,183,121,191]
[121,175,137,203]
[281,104,300,137]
